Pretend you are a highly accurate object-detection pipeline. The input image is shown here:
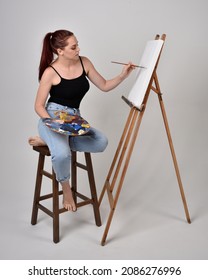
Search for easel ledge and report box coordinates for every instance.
[121,95,145,111]
[99,34,191,246]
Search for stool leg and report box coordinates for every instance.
[31,153,45,225]
[71,151,77,204]
[52,169,60,243]
[85,153,102,226]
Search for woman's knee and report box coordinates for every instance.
[97,134,108,152]
[90,132,108,153]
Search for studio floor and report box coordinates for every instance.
[1,154,207,260]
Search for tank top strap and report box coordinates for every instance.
[49,65,62,78]
[79,56,87,75]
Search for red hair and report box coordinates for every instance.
[38,30,74,81]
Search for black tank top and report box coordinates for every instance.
[48,57,90,109]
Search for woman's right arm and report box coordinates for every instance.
[34,68,54,118]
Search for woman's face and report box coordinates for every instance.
[59,35,80,60]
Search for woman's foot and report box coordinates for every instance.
[28,136,46,146]
[61,182,77,212]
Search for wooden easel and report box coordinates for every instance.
[99,34,191,246]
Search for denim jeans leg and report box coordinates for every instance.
[38,102,108,181]
[69,127,108,153]
[38,118,71,182]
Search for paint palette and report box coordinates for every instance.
[43,114,90,136]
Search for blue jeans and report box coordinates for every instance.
[38,102,108,182]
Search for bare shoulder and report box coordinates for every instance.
[40,66,59,85]
[80,56,95,74]
[80,56,92,64]
[42,66,57,79]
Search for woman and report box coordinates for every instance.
[29,29,135,212]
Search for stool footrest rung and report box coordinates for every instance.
[75,191,92,202]
[39,190,63,201]
[38,203,68,216]
[38,203,53,218]
[77,200,93,207]
[75,162,88,171]
[42,170,53,179]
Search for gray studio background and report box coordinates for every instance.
[0,0,207,259]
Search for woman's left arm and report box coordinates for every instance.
[82,57,135,92]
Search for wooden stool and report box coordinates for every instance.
[31,145,101,243]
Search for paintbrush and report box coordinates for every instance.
[111,61,146,69]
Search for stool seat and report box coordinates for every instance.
[33,145,51,156]
[31,145,101,243]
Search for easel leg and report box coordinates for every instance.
[101,108,144,245]
[99,107,136,206]
[158,94,191,223]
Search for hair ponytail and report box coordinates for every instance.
[38,32,53,81]
[38,30,74,81]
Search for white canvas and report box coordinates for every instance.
[127,39,164,109]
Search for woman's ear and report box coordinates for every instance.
[57,48,63,55]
